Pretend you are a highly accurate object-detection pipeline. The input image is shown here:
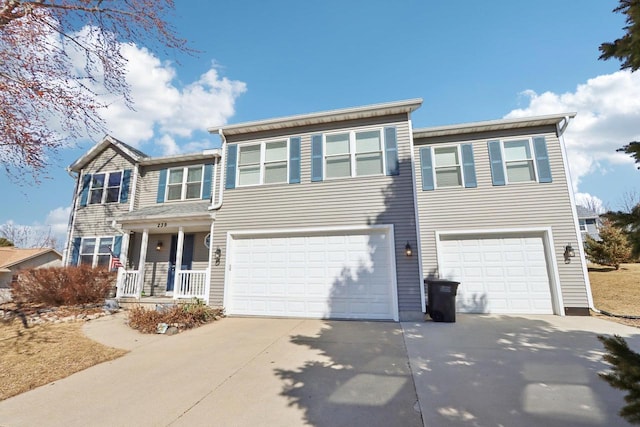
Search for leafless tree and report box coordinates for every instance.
[0,0,191,182]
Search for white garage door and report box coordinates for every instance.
[439,236,554,314]
[227,229,397,320]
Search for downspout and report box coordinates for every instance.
[557,114,598,313]
[208,128,227,211]
[62,168,80,266]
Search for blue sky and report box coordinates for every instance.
[2,0,639,247]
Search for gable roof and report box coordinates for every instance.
[576,205,600,219]
[208,99,423,136]
[0,247,62,272]
[68,135,149,172]
[412,112,577,139]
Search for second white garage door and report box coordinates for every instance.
[226,228,397,320]
[438,235,554,314]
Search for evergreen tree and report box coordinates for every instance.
[584,219,632,269]
[604,204,640,258]
[618,142,640,169]
[598,334,640,424]
[0,237,13,247]
[599,0,640,71]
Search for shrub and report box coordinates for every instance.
[11,265,116,306]
[128,301,223,334]
[585,219,632,270]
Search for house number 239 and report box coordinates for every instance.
[157,222,167,228]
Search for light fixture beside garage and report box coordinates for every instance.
[156,241,163,251]
[405,241,413,257]
[214,247,222,265]
[563,243,575,263]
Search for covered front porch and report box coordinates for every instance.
[112,202,216,303]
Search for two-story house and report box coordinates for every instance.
[64,99,593,321]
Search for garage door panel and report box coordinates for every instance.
[440,236,553,315]
[228,230,395,319]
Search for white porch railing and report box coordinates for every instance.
[175,270,208,299]
[117,270,141,298]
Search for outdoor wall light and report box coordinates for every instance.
[405,242,413,257]
[156,241,163,251]
[214,247,222,265]
[563,243,575,264]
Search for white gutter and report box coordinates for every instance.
[208,129,227,211]
[556,115,571,137]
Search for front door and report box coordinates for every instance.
[167,234,195,292]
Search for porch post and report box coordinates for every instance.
[174,226,185,299]
[115,232,130,298]
[205,220,214,304]
[138,229,149,298]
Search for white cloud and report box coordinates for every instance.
[505,71,640,189]
[99,46,246,151]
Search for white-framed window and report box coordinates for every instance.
[324,129,384,179]
[79,236,114,268]
[579,219,587,232]
[502,139,536,183]
[166,166,203,201]
[433,146,462,188]
[89,171,123,204]
[238,140,289,186]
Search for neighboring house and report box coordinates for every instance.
[63,99,593,320]
[0,247,62,288]
[576,205,601,241]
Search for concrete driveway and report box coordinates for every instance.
[403,314,640,427]
[0,314,638,427]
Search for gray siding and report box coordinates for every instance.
[209,116,422,318]
[413,126,589,308]
[69,146,136,258]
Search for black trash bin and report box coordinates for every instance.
[425,279,460,322]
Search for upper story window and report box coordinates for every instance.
[579,219,588,232]
[166,166,203,201]
[89,171,123,204]
[488,136,552,186]
[325,129,384,179]
[238,140,289,186]
[503,140,535,183]
[79,236,114,268]
[419,144,476,191]
[433,146,462,187]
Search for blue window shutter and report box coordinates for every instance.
[533,136,552,183]
[71,237,81,266]
[420,147,434,191]
[202,164,213,199]
[157,169,167,203]
[120,169,132,203]
[289,137,301,184]
[461,144,477,188]
[113,235,122,256]
[384,127,399,176]
[79,174,91,207]
[487,140,506,186]
[225,145,238,189]
[311,135,323,182]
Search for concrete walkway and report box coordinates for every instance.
[0,315,421,427]
[403,314,640,427]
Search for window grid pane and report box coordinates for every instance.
[187,167,202,183]
[355,131,381,153]
[265,162,288,183]
[326,134,350,155]
[355,153,383,176]
[265,141,287,162]
[185,183,201,199]
[167,185,182,200]
[326,156,351,178]
[238,166,260,186]
[436,168,462,187]
[434,147,459,167]
[168,169,183,184]
[239,145,261,165]
[506,161,535,182]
